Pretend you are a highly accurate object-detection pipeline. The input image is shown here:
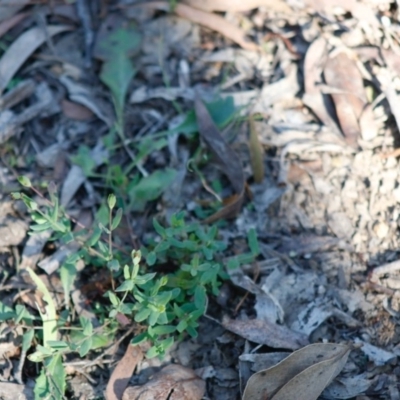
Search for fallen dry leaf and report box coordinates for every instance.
[183,0,291,13]
[194,97,245,223]
[302,38,340,136]
[222,316,309,350]
[248,115,265,183]
[243,343,352,400]
[139,2,259,51]
[106,344,144,400]
[0,12,29,39]
[61,98,94,121]
[324,51,376,146]
[122,364,205,400]
[0,25,71,94]
[0,0,30,23]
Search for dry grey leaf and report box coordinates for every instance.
[0,0,30,23]
[106,345,144,400]
[355,339,396,366]
[59,75,113,127]
[140,2,259,51]
[0,25,71,94]
[324,51,376,147]
[122,364,205,400]
[183,0,291,13]
[243,343,352,400]
[0,12,29,39]
[61,140,108,207]
[302,38,340,135]
[0,79,35,111]
[0,82,56,144]
[195,97,245,223]
[222,316,309,350]
[323,374,374,399]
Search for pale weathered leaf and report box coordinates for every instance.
[139,2,258,51]
[243,343,351,400]
[222,316,308,350]
[195,97,245,223]
[0,25,71,94]
[183,0,291,13]
[106,345,143,400]
[122,364,205,400]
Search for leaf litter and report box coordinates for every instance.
[1,0,400,399]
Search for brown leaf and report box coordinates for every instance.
[183,0,291,13]
[122,364,205,400]
[61,98,94,121]
[302,38,340,135]
[222,316,309,350]
[0,25,72,94]
[194,97,245,223]
[243,343,352,400]
[106,345,143,400]
[248,115,265,183]
[0,12,29,40]
[324,51,375,147]
[140,2,258,51]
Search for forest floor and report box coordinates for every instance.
[1,0,400,399]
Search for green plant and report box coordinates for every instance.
[8,176,259,398]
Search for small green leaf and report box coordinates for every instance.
[22,330,34,353]
[111,208,123,230]
[0,302,15,321]
[80,317,93,336]
[11,192,21,199]
[247,228,260,256]
[131,332,148,345]
[115,280,134,292]
[227,257,240,269]
[134,307,151,322]
[100,54,135,119]
[146,251,157,266]
[176,320,187,333]
[154,241,170,253]
[108,259,120,272]
[128,169,177,211]
[18,175,32,187]
[148,325,176,335]
[47,340,69,350]
[107,291,119,307]
[153,218,165,237]
[194,286,207,312]
[79,337,93,357]
[86,227,102,247]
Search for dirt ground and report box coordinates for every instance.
[1,0,400,399]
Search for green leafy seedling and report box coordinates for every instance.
[98,25,141,139]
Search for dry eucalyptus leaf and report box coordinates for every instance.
[324,51,376,146]
[183,0,291,13]
[243,343,352,400]
[302,38,340,135]
[0,25,71,94]
[106,345,144,400]
[222,316,309,350]
[195,97,245,223]
[122,364,205,400]
[140,1,259,51]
